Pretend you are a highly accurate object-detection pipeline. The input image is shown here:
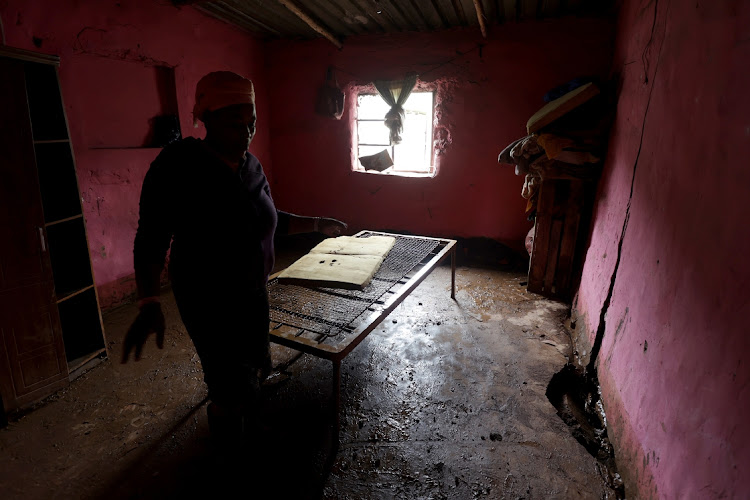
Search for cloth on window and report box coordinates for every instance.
[374,72,418,144]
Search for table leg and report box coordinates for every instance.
[332,359,341,452]
[451,246,456,300]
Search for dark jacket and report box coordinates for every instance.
[134,137,289,292]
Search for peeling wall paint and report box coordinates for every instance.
[0,0,270,309]
[265,20,614,248]
[573,0,750,497]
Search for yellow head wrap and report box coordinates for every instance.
[193,71,256,126]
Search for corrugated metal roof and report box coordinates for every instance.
[192,0,614,46]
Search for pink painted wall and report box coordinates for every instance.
[573,0,750,497]
[0,0,271,309]
[265,20,614,247]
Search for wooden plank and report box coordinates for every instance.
[528,181,556,292]
[527,216,548,292]
[556,180,584,297]
[473,0,488,37]
[543,218,563,295]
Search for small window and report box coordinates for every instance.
[355,92,434,176]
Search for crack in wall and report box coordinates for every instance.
[586,0,668,375]
[547,3,672,497]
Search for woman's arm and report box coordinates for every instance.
[279,211,347,237]
[123,162,174,362]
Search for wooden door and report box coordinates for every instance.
[0,57,68,411]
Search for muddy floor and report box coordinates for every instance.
[0,244,614,499]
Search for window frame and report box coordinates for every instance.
[353,90,436,178]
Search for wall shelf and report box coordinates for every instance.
[56,283,94,304]
[46,214,84,228]
[57,287,105,363]
[35,143,83,224]
[67,348,106,378]
[46,218,94,298]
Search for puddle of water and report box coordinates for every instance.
[546,364,625,498]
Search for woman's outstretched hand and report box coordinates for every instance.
[121,303,166,363]
[317,218,347,237]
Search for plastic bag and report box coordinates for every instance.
[315,67,345,120]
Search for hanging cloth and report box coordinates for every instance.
[373,72,418,145]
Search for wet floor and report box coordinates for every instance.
[0,251,614,499]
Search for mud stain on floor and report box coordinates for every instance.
[0,260,615,499]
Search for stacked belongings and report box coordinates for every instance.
[498,80,609,223]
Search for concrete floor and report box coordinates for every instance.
[0,248,614,499]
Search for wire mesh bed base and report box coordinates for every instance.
[267,231,457,361]
[267,231,456,446]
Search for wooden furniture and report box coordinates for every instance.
[528,179,586,300]
[267,231,456,445]
[0,47,107,417]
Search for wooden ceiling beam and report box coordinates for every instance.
[198,3,281,36]
[274,0,343,49]
[473,0,488,38]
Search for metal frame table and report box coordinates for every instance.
[267,231,457,443]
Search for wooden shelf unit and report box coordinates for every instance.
[0,47,107,418]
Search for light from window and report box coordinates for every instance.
[355,92,434,176]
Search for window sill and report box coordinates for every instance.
[353,168,435,179]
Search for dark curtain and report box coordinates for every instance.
[373,72,418,145]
